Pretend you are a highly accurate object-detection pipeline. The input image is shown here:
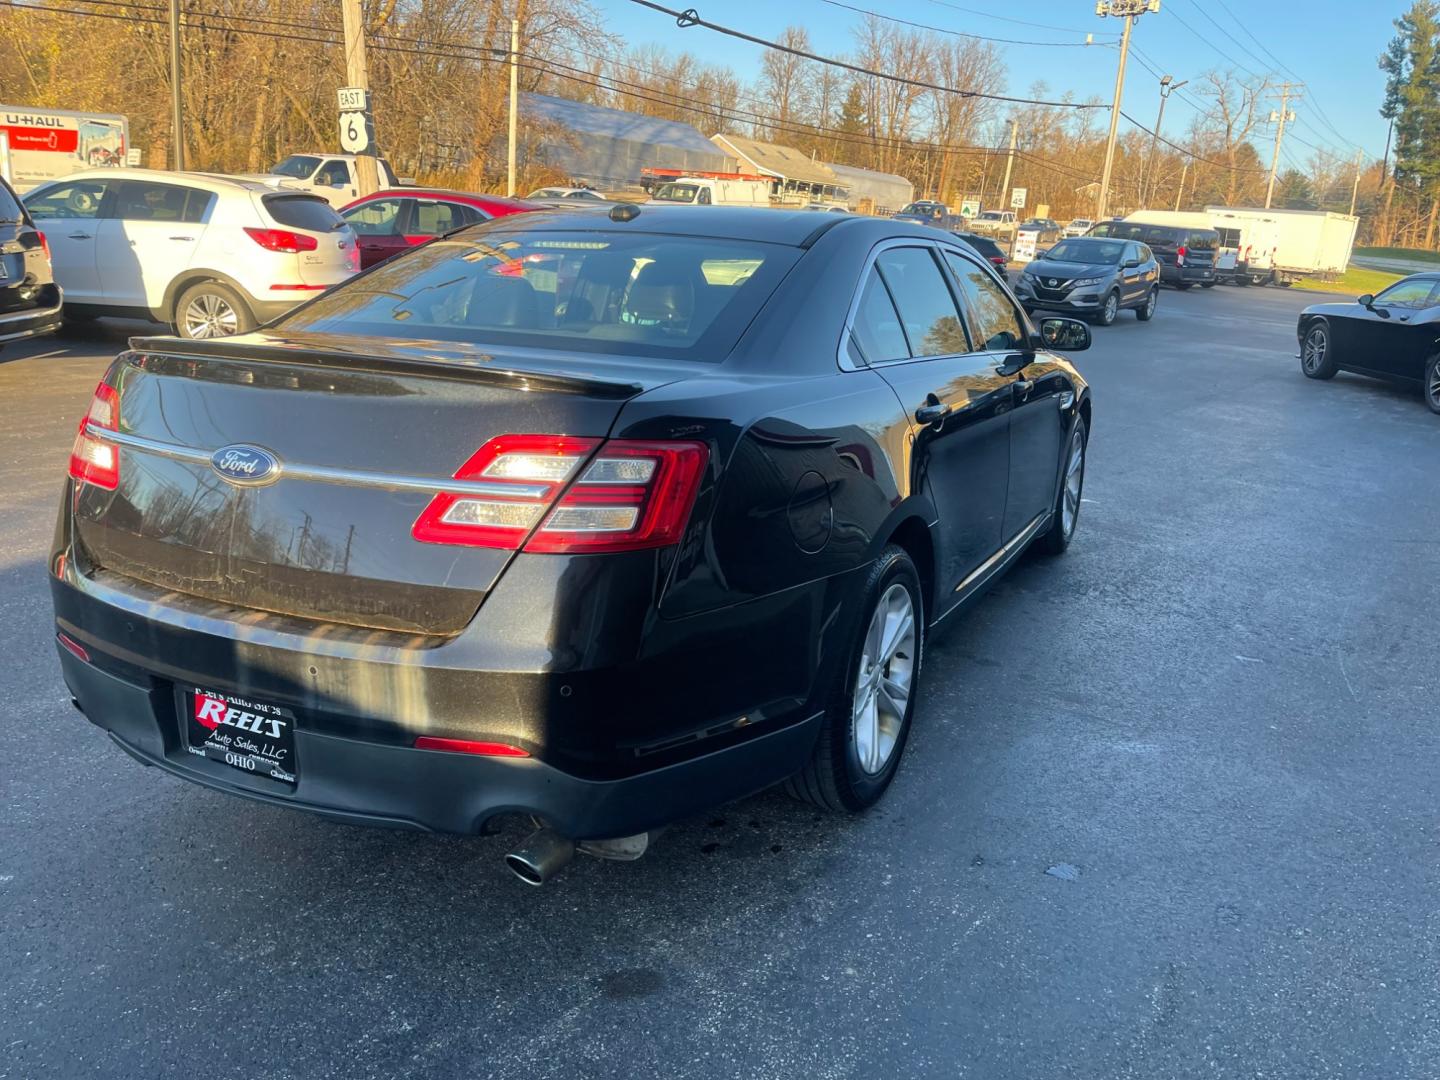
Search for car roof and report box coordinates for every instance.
[357,188,538,209]
[34,168,288,195]
[478,205,957,247]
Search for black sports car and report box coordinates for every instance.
[50,206,1093,883]
[1298,273,1440,414]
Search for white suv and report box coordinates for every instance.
[23,169,358,338]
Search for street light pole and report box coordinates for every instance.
[1144,75,1186,207]
[1095,0,1161,221]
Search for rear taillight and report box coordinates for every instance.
[244,227,318,253]
[412,434,709,554]
[1176,245,1187,266]
[413,736,529,757]
[36,231,50,261]
[68,382,120,490]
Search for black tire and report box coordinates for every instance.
[1425,354,1440,415]
[785,544,923,813]
[174,281,256,340]
[1249,272,1269,287]
[1035,416,1087,556]
[1200,281,1217,289]
[1300,318,1338,380]
[1095,290,1120,327]
[1135,287,1158,321]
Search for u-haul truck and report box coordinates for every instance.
[0,106,129,191]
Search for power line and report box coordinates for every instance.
[918,0,1118,37]
[1170,0,1274,78]
[816,0,1111,48]
[621,0,1106,110]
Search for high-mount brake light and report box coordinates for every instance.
[68,382,120,490]
[411,435,708,554]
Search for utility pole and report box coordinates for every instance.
[1264,82,1300,210]
[1094,1,1159,220]
[1349,149,1364,216]
[1144,74,1186,206]
[507,18,519,197]
[1174,160,1187,211]
[999,119,1018,204]
[341,0,380,197]
[168,0,185,170]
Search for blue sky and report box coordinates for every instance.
[595,0,1404,163]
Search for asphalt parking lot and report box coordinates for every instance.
[3,287,1437,1080]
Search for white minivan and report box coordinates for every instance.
[650,177,772,207]
[24,168,358,338]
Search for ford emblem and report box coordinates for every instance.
[210,444,281,486]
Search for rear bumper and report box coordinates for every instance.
[1161,264,1215,285]
[50,554,859,838]
[0,287,63,345]
[59,645,821,838]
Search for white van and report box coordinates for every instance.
[650,177,771,207]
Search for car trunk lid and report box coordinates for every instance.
[71,331,679,636]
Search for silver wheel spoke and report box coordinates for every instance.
[851,582,915,776]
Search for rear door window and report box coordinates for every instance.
[1186,230,1218,251]
[24,179,110,220]
[409,199,483,236]
[264,194,344,233]
[112,181,212,223]
[874,247,970,357]
[849,270,911,365]
[944,252,1026,352]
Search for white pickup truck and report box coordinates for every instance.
[248,153,402,208]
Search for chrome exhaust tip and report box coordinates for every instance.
[504,828,575,886]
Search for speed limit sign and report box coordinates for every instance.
[338,110,370,154]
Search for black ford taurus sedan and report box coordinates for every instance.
[1298,273,1440,414]
[1014,236,1160,326]
[49,206,1093,882]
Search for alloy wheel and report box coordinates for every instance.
[1144,289,1156,317]
[1428,359,1440,410]
[1062,426,1085,538]
[1302,326,1327,374]
[852,582,916,775]
[1103,293,1118,323]
[184,293,239,339]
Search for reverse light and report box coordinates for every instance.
[68,382,120,490]
[244,227,319,253]
[412,435,709,554]
[414,736,530,757]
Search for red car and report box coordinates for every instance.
[340,189,539,269]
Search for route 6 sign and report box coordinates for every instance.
[339,110,371,154]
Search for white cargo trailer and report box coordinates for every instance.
[0,106,129,191]
[1205,206,1358,286]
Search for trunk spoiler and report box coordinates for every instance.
[126,335,648,399]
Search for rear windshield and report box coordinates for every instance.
[264,194,345,232]
[1185,229,1218,250]
[271,155,321,180]
[277,228,800,362]
[0,179,24,224]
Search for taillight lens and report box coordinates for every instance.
[412,435,709,554]
[244,227,319,253]
[36,231,50,261]
[1176,245,1187,266]
[68,382,120,490]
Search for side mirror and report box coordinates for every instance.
[1357,293,1374,307]
[1039,317,1091,352]
[1123,258,1141,269]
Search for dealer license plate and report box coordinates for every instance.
[183,687,298,788]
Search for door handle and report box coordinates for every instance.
[914,401,952,426]
[68,232,91,240]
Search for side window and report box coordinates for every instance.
[24,179,109,220]
[411,199,472,236]
[849,269,911,365]
[1373,279,1439,309]
[945,252,1026,352]
[874,247,970,357]
[316,160,352,187]
[344,197,406,236]
[113,180,199,222]
[1141,226,1173,249]
[697,188,712,205]
[1138,244,1154,263]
